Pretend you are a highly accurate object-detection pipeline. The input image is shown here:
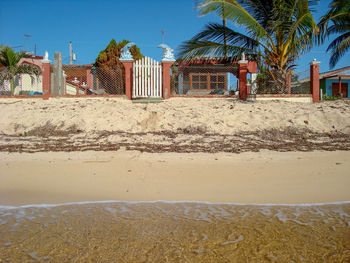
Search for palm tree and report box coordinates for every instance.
[179,0,319,89]
[319,0,350,68]
[0,46,40,95]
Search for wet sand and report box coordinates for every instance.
[1,150,350,262]
[1,201,349,262]
[0,150,350,206]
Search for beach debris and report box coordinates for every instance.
[221,235,244,246]
[28,252,41,261]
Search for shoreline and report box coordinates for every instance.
[1,200,350,210]
[1,150,349,206]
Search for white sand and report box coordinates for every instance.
[1,97,350,135]
[0,150,349,206]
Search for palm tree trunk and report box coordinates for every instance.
[10,79,14,95]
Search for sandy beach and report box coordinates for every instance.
[0,97,350,205]
[1,97,350,262]
[1,150,349,206]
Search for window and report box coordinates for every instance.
[190,73,227,90]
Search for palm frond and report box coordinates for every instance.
[237,0,274,32]
[178,23,261,60]
[327,32,350,68]
[191,23,260,48]
[196,0,270,40]
[0,46,19,67]
[178,40,257,61]
[184,0,319,74]
[15,64,41,76]
[0,68,13,85]
[318,0,350,44]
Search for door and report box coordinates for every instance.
[332,83,348,98]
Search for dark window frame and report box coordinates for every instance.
[189,73,227,90]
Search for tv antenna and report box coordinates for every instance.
[69,41,77,64]
[160,30,167,44]
[24,34,31,52]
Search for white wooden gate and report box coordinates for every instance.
[133,57,162,98]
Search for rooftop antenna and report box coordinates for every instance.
[69,41,73,65]
[160,30,167,44]
[24,34,31,52]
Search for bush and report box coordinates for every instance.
[322,94,340,101]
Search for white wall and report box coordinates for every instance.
[13,74,42,95]
[66,83,84,95]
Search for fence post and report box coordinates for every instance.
[238,54,248,101]
[161,61,174,99]
[310,59,320,103]
[251,73,257,94]
[42,51,51,100]
[86,67,93,90]
[120,59,133,100]
[53,52,64,95]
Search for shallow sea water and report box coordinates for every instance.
[0,201,349,263]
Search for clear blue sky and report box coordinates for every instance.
[0,0,348,77]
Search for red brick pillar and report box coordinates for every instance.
[338,77,342,97]
[120,60,133,100]
[238,60,248,101]
[86,67,93,89]
[42,57,51,100]
[162,61,174,99]
[310,59,320,103]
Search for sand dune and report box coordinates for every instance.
[1,97,350,136]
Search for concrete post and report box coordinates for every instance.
[53,52,64,95]
[178,71,184,95]
[251,73,257,94]
[162,61,175,99]
[120,59,133,100]
[41,51,51,100]
[238,58,248,101]
[310,59,320,103]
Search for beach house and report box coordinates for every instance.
[298,66,350,98]
[173,58,257,95]
[320,66,350,98]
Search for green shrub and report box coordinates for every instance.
[322,94,340,101]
